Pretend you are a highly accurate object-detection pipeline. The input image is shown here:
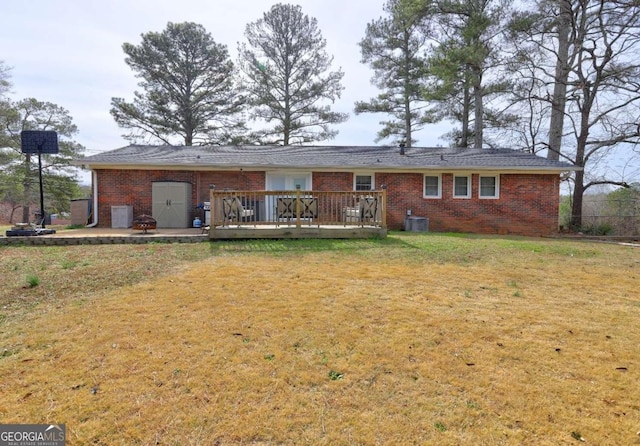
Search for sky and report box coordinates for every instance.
[1,0,452,162]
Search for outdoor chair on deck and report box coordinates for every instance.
[298,197,319,225]
[222,197,254,226]
[360,196,378,226]
[276,197,295,225]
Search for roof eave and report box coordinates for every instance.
[76,160,579,173]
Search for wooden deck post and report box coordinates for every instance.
[295,188,301,228]
[381,189,387,229]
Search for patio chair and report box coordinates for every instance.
[298,197,318,218]
[360,196,378,225]
[222,197,254,226]
[298,197,318,225]
[276,197,295,225]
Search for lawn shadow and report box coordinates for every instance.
[208,234,405,253]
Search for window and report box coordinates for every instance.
[479,175,500,199]
[424,175,441,198]
[355,174,374,191]
[453,175,471,198]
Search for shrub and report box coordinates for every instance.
[582,223,614,236]
[26,274,40,288]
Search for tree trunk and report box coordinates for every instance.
[21,204,30,224]
[403,30,412,148]
[570,105,591,230]
[570,169,584,229]
[460,70,471,148]
[473,68,483,149]
[283,116,290,145]
[547,0,571,161]
[404,96,412,147]
[283,82,290,145]
[283,90,290,145]
[9,204,20,225]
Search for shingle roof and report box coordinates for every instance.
[77,144,577,172]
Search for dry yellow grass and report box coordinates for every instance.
[0,235,639,445]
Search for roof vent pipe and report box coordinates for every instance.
[399,142,405,155]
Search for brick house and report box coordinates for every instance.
[77,144,576,236]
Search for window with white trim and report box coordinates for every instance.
[424,175,441,198]
[453,175,471,198]
[355,174,374,191]
[479,175,500,199]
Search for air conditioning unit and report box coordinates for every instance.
[404,216,429,232]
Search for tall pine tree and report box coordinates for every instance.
[111,22,246,146]
[355,0,435,147]
[238,3,347,145]
[429,0,515,148]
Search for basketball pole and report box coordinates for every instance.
[19,130,58,235]
[38,145,46,228]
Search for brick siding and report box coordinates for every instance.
[378,172,560,236]
[95,169,559,236]
[313,172,353,191]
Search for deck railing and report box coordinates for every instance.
[208,190,386,229]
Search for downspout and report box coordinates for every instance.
[86,170,98,227]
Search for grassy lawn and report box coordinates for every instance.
[0,234,638,445]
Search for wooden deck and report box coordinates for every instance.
[207,190,387,239]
